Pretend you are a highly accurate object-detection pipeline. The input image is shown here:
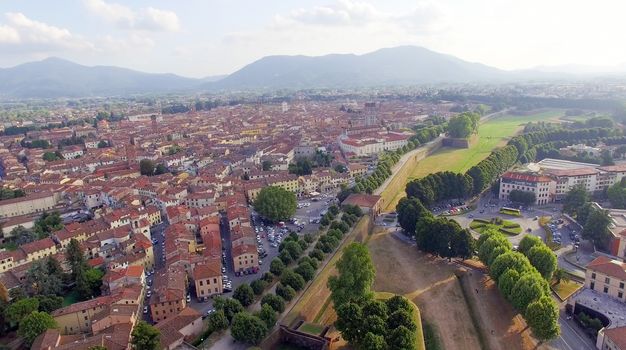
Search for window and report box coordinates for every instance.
[603,286,609,293]
[605,277,610,284]
[591,273,596,279]
[199,280,203,286]
[590,282,595,290]
[619,292,623,299]
[620,282,624,289]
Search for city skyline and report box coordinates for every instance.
[1,0,626,77]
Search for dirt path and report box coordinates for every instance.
[369,232,483,350]
[461,271,537,350]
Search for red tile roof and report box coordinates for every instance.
[587,256,626,280]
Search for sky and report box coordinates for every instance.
[0,0,625,78]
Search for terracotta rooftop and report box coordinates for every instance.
[587,256,626,280]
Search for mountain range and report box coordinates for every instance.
[0,46,623,98]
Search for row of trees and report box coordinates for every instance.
[0,187,25,201]
[221,205,363,346]
[405,171,473,206]
[330,243,417,350]
[477,229,560,341]
[397,197,474,259]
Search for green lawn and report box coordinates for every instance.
[385,110,565,210]
[551,280,583,301]
[407,110,565,179]
[297,322,325,336]
[469,218,522,235]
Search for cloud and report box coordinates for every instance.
[84,0,180,32]
[0,12,93,52]
[273,0,446,33]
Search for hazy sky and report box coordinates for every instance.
[0,0,625,77]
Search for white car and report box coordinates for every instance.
[186,295,191,302]
[143,306,148,314]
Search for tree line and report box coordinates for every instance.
[477,229,560,341]
[405,127,618,206]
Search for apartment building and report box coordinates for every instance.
[192,262,223,301]
[149,267,187,322]
[499,171,556,205]
[585,256,626,302]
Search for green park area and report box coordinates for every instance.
[469,218,522,235]
[384,110,565,210]
[551,280,583,301]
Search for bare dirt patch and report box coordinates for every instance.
[369,231,538,350]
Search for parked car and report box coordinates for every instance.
[143,306,148,314]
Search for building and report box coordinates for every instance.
[192,261,223,300]
[591,203,626,260]
[338,132,409,157]
[342,193,382,216]
[231,243,258,274]
[585,256,626,302]
[499,171,556,205]
[0,192,59,218]
[155,307,204,350]
[149,268,187,322]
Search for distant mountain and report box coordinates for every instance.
[0,57,202,98]
[210,46,510,90]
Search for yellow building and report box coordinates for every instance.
[231,243,258,273]
[585,256,626,302]
[192,262,223,301]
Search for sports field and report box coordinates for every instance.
[384,110,565,210]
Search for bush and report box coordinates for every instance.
[303,233,315,244]
[261,294,285,313]
[276,283,296,301]
[250,279,269,295]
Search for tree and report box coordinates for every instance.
[7,298,39,326]
[582,207,613,249]
[328,243,375,307]
[362,332,387,350]
[131,320,161,350]
[213,297,244,323]
[498,269,521,299]
[490,252,532,283]
[208,309,229,331]
[84,267,104,296]
[269,258,285,276]
[388,309,416,331]
[36,296,63,313]
[275,283,296,302]
[527,245,557,280]
[385,295,412,314]
[139,159,155,176]
[386,325,415,350]
[250,279,268,295]
[396,197,431,235]
[42,152,60,162]
[33,212,63,238]
[295,261,315,282]
[231,312,267,345]
[335,302,363,344]
[281,241,303,261]
[608,180,626,209]
[97,140,109,148]
[518,235,543,256]
[257,303,277,329]
[553,268,569,285]
[510,273,547,312]
[253,186,297,222]
[288,158,313,176]
[233,283,254,307]
[261,294,285,313]
[25,258,63,296]
[448,113,475,138]
[262,160,272,171]
[18,311,57,346]
[280,269,305,291]
[563,185,589,215]
[526,296,560,341]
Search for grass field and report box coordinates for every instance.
[297,322,325,336]
[384,110,565,211]
[551,280,583,301]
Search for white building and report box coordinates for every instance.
[338,132,409,157]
